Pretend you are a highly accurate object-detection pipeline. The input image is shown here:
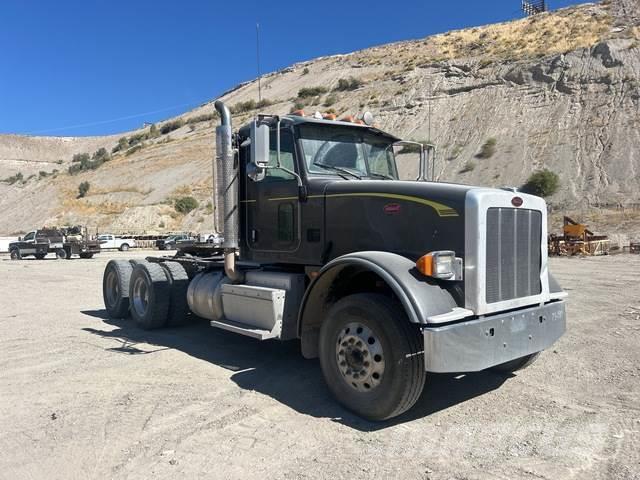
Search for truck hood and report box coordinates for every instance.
[322,180,475,262]
[324,180,473,219]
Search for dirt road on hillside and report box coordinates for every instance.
[1,252,639,479]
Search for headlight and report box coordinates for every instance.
[416,250,463,281]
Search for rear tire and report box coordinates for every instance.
[319,293,426,421]
[120,243,129,252]
[35,253,46,260]
[103,260,133,318]
[490,353,540,373]
[129,261,170,330]
[10,249,21,260]
[79,253,94,259]
[56,248,68,259]
[159,261,190,327]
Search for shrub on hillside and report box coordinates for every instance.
[323,94,337,107]
[72,153,90,164]
[160,119,185,135]
[476,137,497,159]
[174,196,199,214]
[92,147,110,162]
[2,172,24,185]
[187,112,218,124]
[77,181,90,198]
[297,86,328,98]
[231,100,256,114]
[521,169,560,197]
[334,77,364,92]
[459,161,476,173]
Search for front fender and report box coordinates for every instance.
[298,251,461,358]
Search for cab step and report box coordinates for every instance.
[209,318,280,340]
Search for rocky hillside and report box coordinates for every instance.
[1,0,639,239]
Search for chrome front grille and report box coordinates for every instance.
[485,207,542,303]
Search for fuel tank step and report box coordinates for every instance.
[209,318,280,340]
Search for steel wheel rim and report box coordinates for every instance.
[132,275,149,317]
[335,322,386,392]
[105,270,119,307]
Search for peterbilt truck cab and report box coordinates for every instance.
[103,100,566,421]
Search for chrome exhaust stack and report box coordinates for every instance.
[214,100,243,282]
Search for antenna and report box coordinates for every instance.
[256,23,262,102]
[521,0,546,16]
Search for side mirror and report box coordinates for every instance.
[18,236,22,241]
[250,121,270,170]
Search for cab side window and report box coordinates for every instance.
[265,130,296,181]
[24,232,35,241]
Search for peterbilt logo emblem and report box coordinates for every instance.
[383,203,401,214]
[511,196,523,207]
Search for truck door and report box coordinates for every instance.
[244,129,300,253]
[21,231,36,254]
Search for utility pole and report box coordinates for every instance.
[256,23,262,102]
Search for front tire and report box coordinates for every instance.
[10,249,21,260]
[319,293,426,421]
[129,261,170,330]
[55,248,68,259]
[490,353,540,373]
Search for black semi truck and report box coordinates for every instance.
[102,101,566,420]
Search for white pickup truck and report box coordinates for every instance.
[97,234,136,251]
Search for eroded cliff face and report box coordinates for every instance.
[1,0,638,236]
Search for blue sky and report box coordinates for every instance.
[0,0,586,136]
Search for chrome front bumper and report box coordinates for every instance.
[423,301,566,373]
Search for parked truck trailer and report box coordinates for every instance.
[102,101,566,420]
[10,227,100,260]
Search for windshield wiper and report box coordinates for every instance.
[313,162,362,180]
[367,172,395,180]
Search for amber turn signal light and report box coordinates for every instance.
[416,250,460,280]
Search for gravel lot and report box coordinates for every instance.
[1,251,639,480]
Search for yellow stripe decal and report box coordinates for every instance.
[261,192,458,217]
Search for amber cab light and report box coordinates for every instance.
[416,250,460,281]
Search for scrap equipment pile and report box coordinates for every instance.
[548,216,610,256]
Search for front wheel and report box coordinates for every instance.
[319,293,426,421]
[55,248,68,259]
[10,249,21,260]
[490,353,540,373]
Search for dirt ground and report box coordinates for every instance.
[0,251,639,480]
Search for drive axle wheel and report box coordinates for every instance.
[159,261,190,327]
[103,259,133,318]
[129,261,170,330]
[319,293,426,421]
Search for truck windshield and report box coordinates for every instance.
[299,125,398,179]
